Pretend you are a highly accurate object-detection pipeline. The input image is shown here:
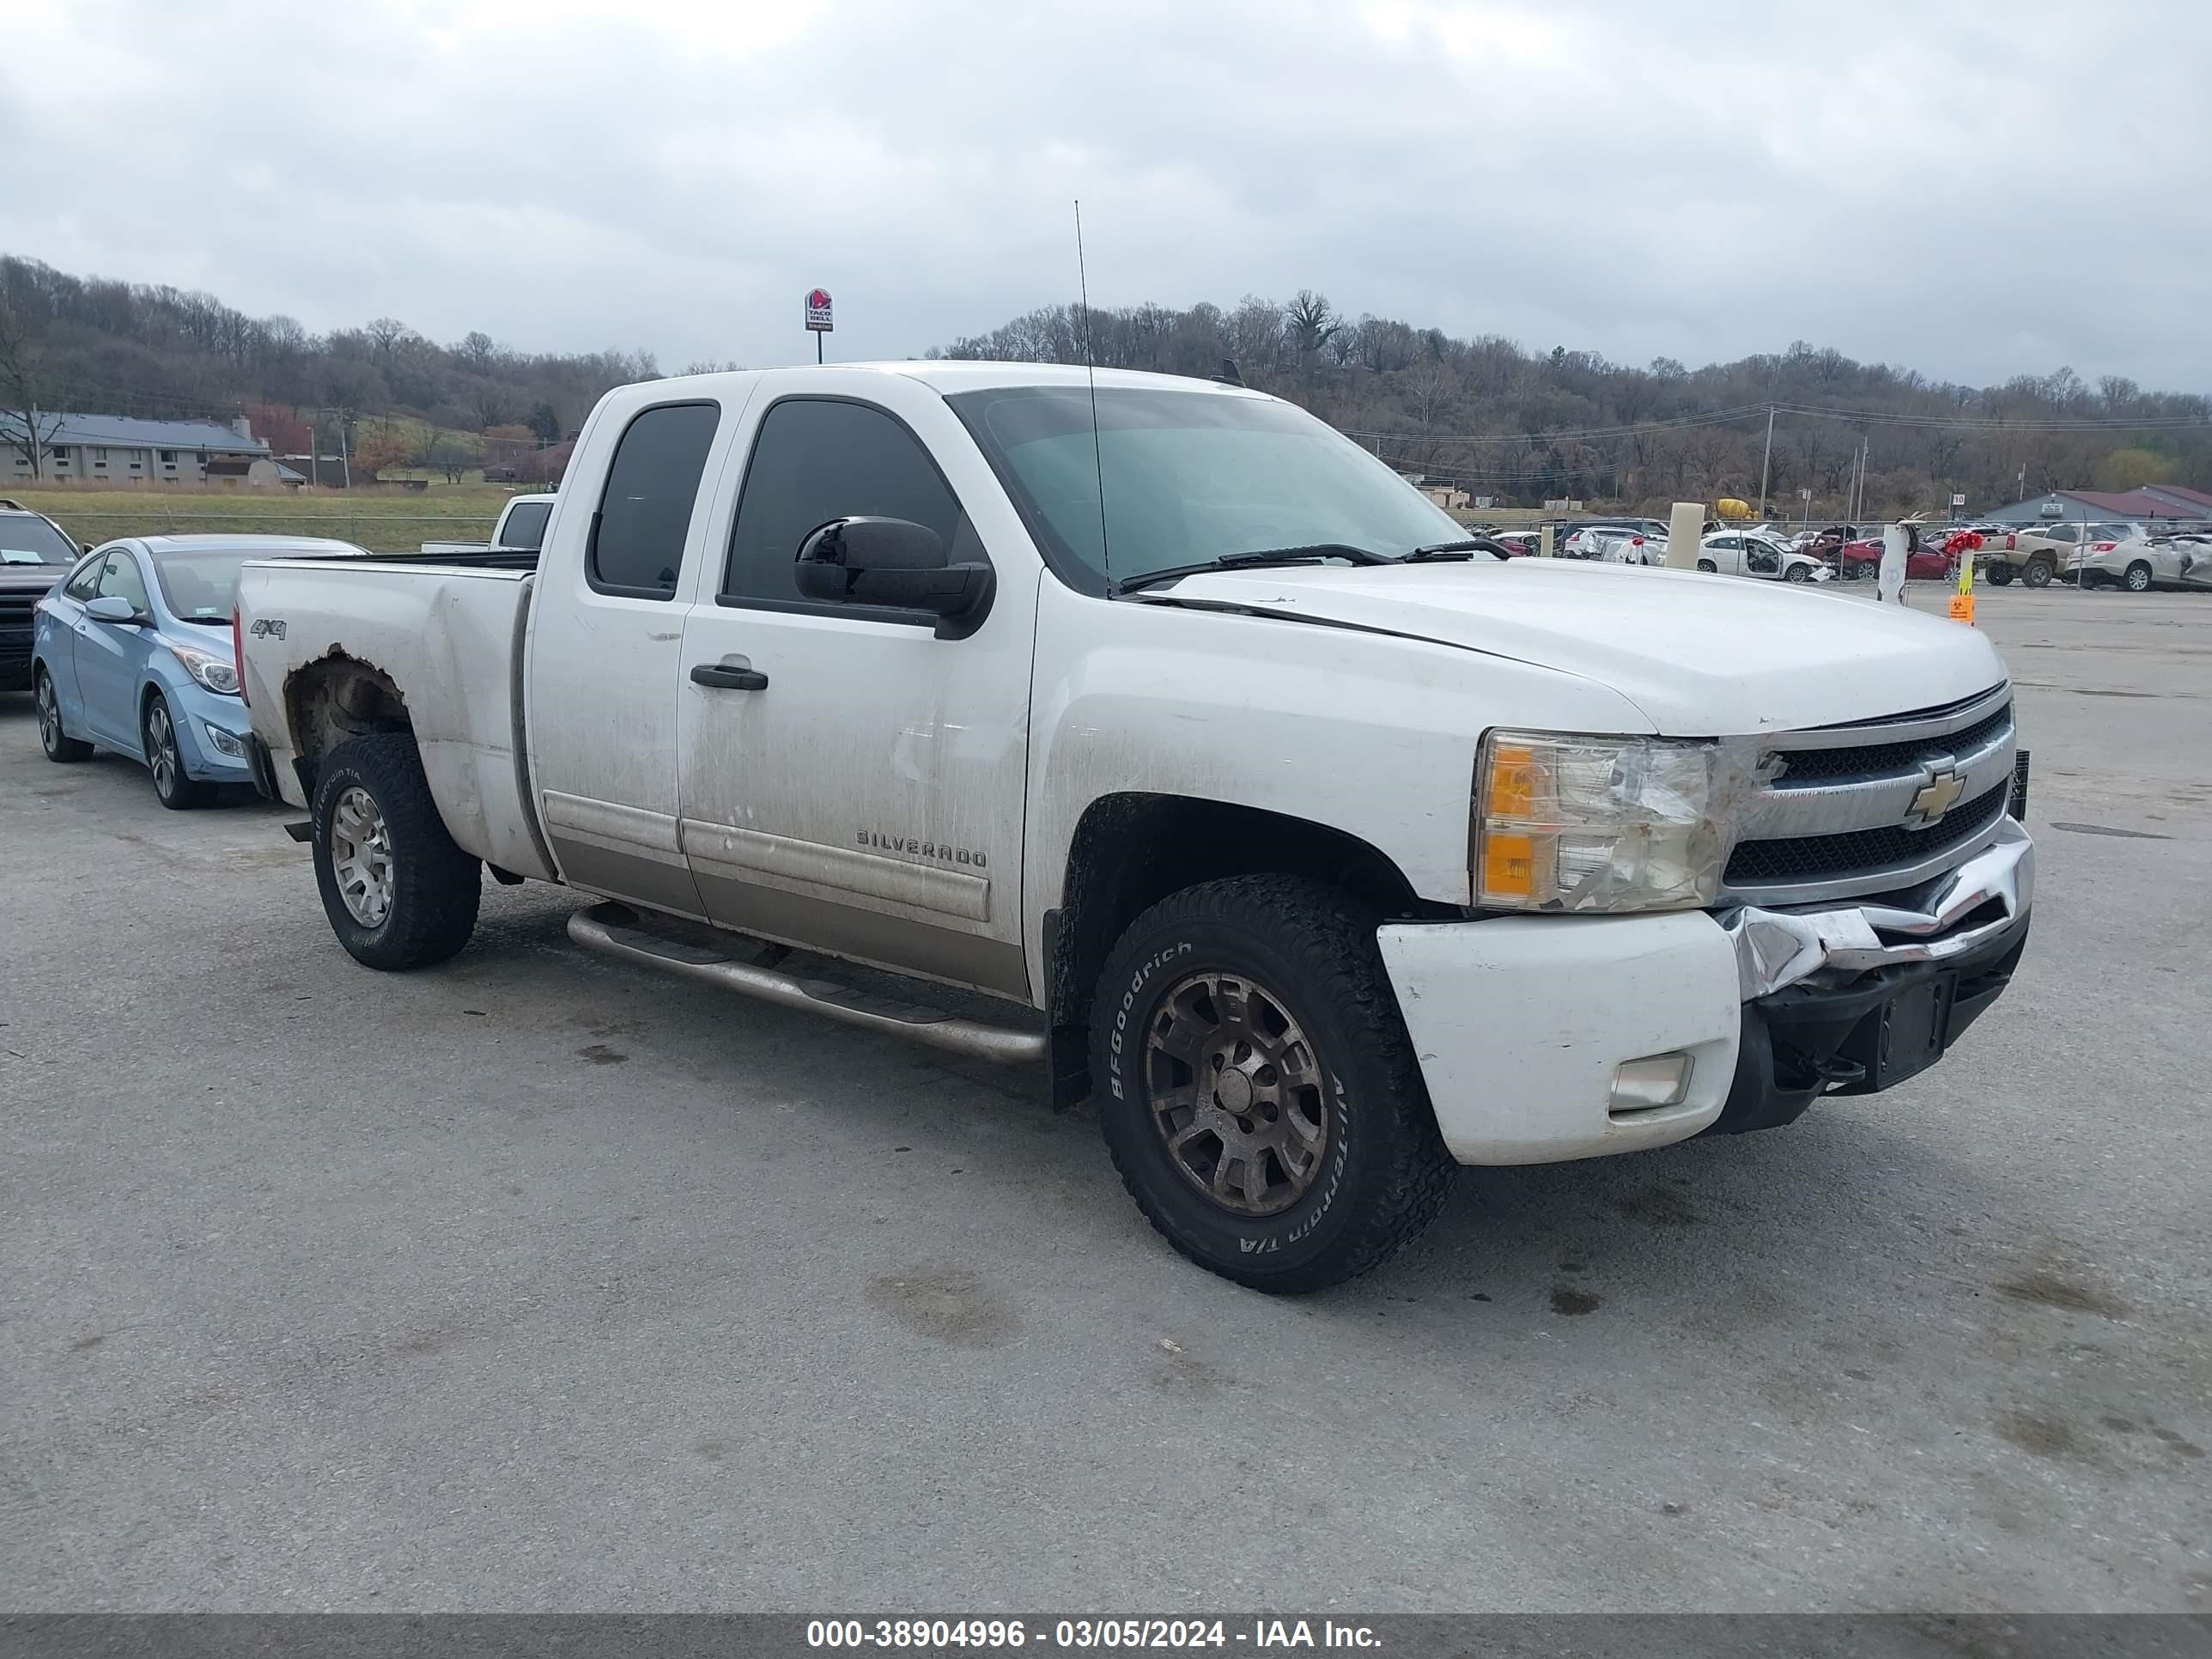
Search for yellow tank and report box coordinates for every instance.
[1715,497,1753,520]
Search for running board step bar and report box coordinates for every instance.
[566,902,1047,1066]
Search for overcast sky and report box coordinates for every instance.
[3,0,2207,392]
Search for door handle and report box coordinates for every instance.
[691,656,769,691]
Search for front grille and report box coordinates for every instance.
[0,594,39,626]
[1727,784,2008,885]
[1772,702,2011,784]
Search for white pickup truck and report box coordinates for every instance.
[234,363,2034,1292]
[419,492,556,556]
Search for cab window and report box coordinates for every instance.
[586,402,720,599]
[721,398,972,614]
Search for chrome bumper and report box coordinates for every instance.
[1723,819,2033,1000]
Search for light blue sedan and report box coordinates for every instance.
[33,535,365,808]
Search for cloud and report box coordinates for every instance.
[1,0,2206,388]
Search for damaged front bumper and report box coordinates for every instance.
[1376,819,2034,1166]
[1706,819,2033,1134]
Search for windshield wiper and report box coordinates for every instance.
[1399,539,1493,562]
[1114,544,1390,595]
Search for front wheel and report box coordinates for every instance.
[311,732,481,969]
[1784,562,1810,582]
[2124,562,2153,593]
[1091,875,1456,1294]
[144,692,210,809]
[2023,557,2055,588]
[36,667,92,762]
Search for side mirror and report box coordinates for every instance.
[793,516,994,639]
[84,595,143,624]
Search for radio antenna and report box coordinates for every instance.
[1074,199,1111,588]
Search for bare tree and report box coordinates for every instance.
[364,317,411,366]
[0,299,64,479]
[1285,290,1340,379]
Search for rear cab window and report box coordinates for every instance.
[586,403,721,599]
[497,499,553,550]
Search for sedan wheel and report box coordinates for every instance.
[37,671,92,763]
[143,694,209,810]
[2124,562,2153,593]
[1784,563,1810,582]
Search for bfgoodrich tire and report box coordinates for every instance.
[311,732,481,969]
[1091,875,1455,1294]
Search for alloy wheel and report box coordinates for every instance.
[147,702,179,799]
[37,676,60,752]
[329,785,396,927]
[1143,970,1331,1217]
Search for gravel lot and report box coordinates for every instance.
[3,585,2207,1613]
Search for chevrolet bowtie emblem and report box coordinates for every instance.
[1907,761,1966,827]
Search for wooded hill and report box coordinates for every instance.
[931,295,2212,517]
[6,252,2206,514]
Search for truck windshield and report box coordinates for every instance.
[0,514,76,565]
[947,385,1485,592]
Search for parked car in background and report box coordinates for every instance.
[1488,530,1542,557]
[1981,521,2143,587]
[2068,532,2212,592]
[1835,525,1958,581]
[33,535,368,807]
[1,499,88,692]
[1699,531,1832,582]
[421,492,556,556]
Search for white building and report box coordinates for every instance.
[2,412,277,485]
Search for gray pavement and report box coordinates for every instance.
[3,585,2208,1613]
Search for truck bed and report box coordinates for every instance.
[234,554,554,881]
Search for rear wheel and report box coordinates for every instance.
[1091,874,1456,1294]
[144,692,210,809]
[1985,563,2014,586]
[2023,556,2055,588]
[1696,559,1717,574]
[2124,562,2153,593]
[311,732,481,969]
[35,667,92,762]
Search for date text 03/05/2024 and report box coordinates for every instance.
[805,1620,1382,1650]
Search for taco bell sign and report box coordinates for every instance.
[805,289,834,332]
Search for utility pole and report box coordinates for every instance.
[1756,404,1775,522]
[338,411,352,489]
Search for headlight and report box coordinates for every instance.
[169,642,240,696]
[1474,731,1733,913]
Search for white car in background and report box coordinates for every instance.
[1699,531,1832,583]
[2069,532,2212,592]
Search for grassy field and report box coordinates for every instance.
[8,483,519,556]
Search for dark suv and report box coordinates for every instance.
[0,501,86,691]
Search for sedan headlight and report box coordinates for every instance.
[1475,731,1734,913]
[169,642,240,696]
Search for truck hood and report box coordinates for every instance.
[1146,558,2008,735]
[0,567,67,595]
